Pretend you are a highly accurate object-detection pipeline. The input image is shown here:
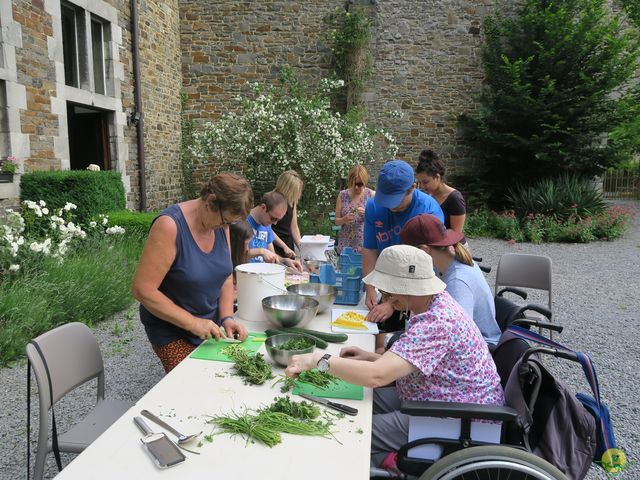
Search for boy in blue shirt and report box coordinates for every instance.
[247,191,302,271]
[362,160,443,350]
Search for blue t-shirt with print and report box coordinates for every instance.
[363,189,444,253]
[247,214,275,263]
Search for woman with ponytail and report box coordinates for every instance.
[416,149,466,234]
[400,214,500,346]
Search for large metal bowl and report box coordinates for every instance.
[264,333,316,367]
[262,294,319,328]
[304,259,330,275]
[286,283,337,313]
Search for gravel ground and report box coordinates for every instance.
[1,200,638,480]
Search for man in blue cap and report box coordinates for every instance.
[362,160,444,349]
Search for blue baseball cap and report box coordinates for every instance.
[374,160,415,209]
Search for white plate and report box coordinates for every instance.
[330,308,379,334]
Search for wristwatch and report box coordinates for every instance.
[317,353,332,373]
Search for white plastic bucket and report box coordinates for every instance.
[235,263,286,324]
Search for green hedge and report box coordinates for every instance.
[107,210,158,238]
[20,171,125,224]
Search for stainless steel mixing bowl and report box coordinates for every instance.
[264,333,316,367]
[286,283,337,313]
[303,259,330,274]
[261,294,319,328]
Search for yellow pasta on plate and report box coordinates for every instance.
[331,311,368,330]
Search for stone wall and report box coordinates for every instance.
[180,0,332,123]
[179,0,515,180]
[132,0,182,209]
[364,0,501,173]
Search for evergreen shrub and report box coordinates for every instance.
[20,171,125,224]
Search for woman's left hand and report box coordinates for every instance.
[282,245,296,259]
[222,317,248,341]
[285,352,319,377]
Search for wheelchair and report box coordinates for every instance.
[372,320,573,480]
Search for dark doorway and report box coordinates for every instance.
[67,103,111,170]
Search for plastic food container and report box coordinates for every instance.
[299,235,331,261]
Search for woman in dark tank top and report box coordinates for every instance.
[272,170,304,258]
[415,149,467,234]
[132,173,254,373]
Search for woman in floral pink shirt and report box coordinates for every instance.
[286,245,504,467]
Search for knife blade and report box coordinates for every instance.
[299,393,358,416]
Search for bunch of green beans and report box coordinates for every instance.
[209,407,331,448]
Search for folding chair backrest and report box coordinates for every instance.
[26,322,105,410]
[495,254,552,308]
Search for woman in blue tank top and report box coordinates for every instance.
[132,173,254,373]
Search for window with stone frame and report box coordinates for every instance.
[61,1,112,96]
[91,15,110,95]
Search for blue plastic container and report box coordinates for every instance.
[309,263,362,305]
[338,247,362,274]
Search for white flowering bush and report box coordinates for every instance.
[0,201,125,277]
[191,67,398,210]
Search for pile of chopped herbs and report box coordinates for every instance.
[274,369,339,393]
[275,337,315,351]
[222,344,273,385]
[208,399,332,448]
[263,396,320,420]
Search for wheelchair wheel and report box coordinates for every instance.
[419,445,568,480]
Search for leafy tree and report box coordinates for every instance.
[619,0,640,27]
[460,0,640,206]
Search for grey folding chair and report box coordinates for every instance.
[26,322,133,480]
[494,253,553,335]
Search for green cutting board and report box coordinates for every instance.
[293,373,364,400]
[190,332,267,362]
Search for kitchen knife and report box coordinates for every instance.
[299,393,358,416]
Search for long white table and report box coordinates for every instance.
[55,307,374,480]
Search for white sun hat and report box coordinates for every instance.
[362,244,446,296]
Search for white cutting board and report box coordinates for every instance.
[330,308,379,334]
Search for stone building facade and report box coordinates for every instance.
[2,0,508,211]
[1,0,181,210]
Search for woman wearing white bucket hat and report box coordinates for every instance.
[286,245,504,468]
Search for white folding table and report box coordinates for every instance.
[54,307,375,480]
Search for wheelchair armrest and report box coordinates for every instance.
[518,303,552,320]
[496,287,528,300]
[400,400,519,423]
[512,317,562,333]
[479,265,492,274]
